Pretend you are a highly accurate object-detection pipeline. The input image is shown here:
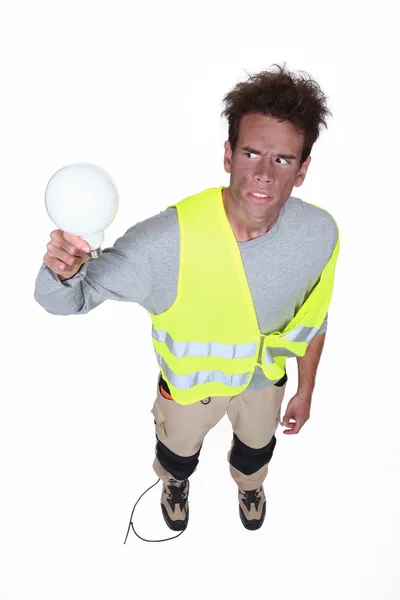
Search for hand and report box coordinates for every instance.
[281,392,312,435]
[43,230,92,281]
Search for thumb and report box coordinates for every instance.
[281,410,292,426]
[62,231,91,253]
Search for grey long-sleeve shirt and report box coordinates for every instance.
[34,191,339,390]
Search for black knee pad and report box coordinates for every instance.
[156,437,202,481]
[229,433,277,476]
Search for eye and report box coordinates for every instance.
[245,152,258,159]
[276,157,289,165]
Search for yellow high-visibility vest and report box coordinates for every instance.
[148,187,340,405]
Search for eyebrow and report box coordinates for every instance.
[241,146,297,160]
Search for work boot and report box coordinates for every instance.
[161,478,189,531]
[238,486,266,530]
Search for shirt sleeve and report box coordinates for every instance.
[310,216,338,337]
[33,224,153,316]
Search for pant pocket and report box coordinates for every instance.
[151,401,168,438]
[277,403,282,427]
[276,382,287,427]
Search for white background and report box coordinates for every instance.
[1,0,399,598]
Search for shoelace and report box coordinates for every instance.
[167,480,188,510]
[241,488,262,511]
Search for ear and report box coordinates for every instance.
[223,140,233,174]
[294,155,312,187]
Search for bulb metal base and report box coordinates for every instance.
[90,248,102,259]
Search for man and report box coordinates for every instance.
[34,64,340,534]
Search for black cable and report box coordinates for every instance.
[123,478,189,543]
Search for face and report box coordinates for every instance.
[223,113,312,220]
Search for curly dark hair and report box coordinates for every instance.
[221,63,332,165]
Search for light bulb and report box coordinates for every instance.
[44,162,119,258]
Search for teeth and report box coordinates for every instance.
[251,193,267,198]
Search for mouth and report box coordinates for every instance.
[247,191,273,204]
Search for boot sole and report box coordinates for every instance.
[161,504,189,531]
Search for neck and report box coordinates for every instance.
[222,187,280,242]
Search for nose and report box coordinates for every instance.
[254,157,274,183]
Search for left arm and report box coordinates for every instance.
[281,332,326,435]
[282,216,339,434]
[297,332,326,396]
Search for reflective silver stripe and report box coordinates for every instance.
[264,348,275,364]
[152,327,257,359]
[264,346,301,364]
[156,353,251,390]
[282,325,319,343]
[268,347,298,359]
[263,326,319,364]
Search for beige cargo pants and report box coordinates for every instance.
[151,376,287,491]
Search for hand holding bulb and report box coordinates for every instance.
[43,229,93,280]
[43,162,119,280]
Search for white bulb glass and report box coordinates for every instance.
[45,162,119,258]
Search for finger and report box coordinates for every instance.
[43,254,73,276]
[46,241,82,267]
[282,424,295,432]
[50,230,86,257]
[283,420,297,433]
[61,240,90,261]
[51,230,90,255]
[283,422,302,435]
[62,231,91,254]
